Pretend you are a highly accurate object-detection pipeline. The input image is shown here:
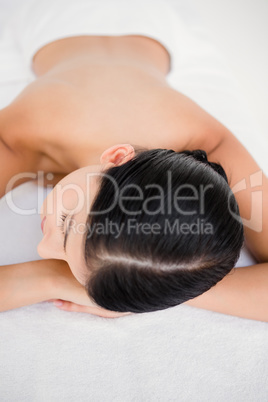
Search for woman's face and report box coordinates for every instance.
[37,163,104,284]
[37,144,135,285]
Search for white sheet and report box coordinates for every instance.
[0,1,267,401]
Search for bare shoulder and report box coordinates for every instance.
[0,106,55,197]
[0,134,67,198]
[165,88,226,154]
[0,137,39,198]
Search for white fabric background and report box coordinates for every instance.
[189,0,268,141]
[0,1,267,401]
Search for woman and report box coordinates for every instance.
[0,0,267,320]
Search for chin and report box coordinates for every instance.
[37,238,64,261]
[37,241,52,260]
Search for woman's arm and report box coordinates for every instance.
[0,259,71,312]
[207,128,268,263]
[184,263,268,322]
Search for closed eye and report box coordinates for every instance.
[59,213,68,234]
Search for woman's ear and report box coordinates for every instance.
[100,144,135,166]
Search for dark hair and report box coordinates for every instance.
[84,148,244,313]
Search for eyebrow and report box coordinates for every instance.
[63,213,75,254]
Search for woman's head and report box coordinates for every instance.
[83,147,244,313]
[38,144,244,314]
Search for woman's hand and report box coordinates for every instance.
[51,299,131,318]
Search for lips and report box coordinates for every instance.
[41,216,46,233]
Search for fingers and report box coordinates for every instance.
[54,300,92,313]
[52,300,131,318]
